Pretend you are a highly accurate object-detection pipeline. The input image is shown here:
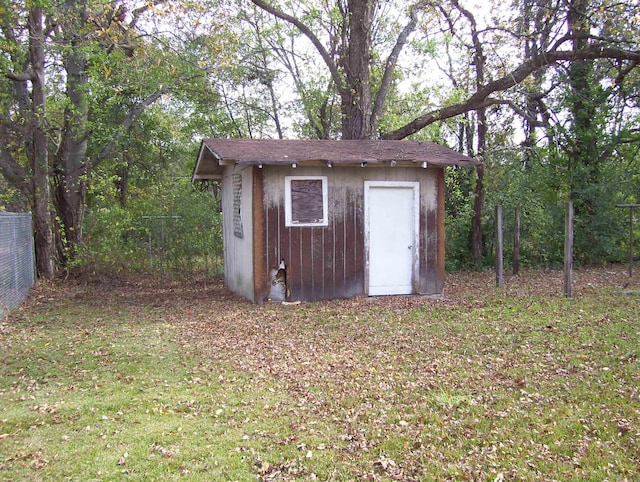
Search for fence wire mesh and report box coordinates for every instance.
[0,213,35,320]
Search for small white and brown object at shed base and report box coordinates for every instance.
[268,259,288,301]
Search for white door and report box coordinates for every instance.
[365,182,419,296]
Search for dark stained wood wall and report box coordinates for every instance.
[257,166,443,302]
[416,167,445,294]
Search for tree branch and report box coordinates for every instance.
[371,0,427,132]
[5,70,35,82]
[383,45,640,139]
[248,0,346,94]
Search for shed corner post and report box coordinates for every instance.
[436,167,446,291]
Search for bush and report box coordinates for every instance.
[77,182,223,277]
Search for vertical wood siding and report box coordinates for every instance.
[259,166,443,302]
[252,167,267,302]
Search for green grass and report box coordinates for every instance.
[1,272,638,480]
[0,305,310,480]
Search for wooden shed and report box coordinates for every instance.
[192,139,479,303]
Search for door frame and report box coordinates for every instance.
[364,181,420,296]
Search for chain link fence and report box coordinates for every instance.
[0,213,35,320]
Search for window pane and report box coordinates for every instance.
[291,179,324,224]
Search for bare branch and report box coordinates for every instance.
[371,1,428,130]
[383,45,640,139]
[248,0,346,94]
[5,70,34,82]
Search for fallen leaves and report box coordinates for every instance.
[117,452,128,466]
[4,451,48,471]
[2,265,638,480]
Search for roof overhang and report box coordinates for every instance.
[192,141,224,181]
[192,139,480,181]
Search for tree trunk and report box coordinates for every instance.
[248,0,426,140]
[566,0,604,263]
[472,107,487,264]
[521,0,552,169]
[456,1,487,265]
[28,6,56,278]
[567,0,598,209]
[340,0,374,139]
[470,160,485,263]
[115,154,130,209]
[54,0,90,266]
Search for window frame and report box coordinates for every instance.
[284,175,329,227]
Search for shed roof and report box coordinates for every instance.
[192,138,480,180]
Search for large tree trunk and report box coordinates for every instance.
[567,0,598,210]
[54,0,90,266]
[455,1,487,265]
[28,6,56,278]
[340,0,374,139]
[470,132,485,264]
[248,0,422,141]
[521,0,553,169]
[566,0,604,263]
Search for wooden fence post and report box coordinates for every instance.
[629,205,635,277]
[496,204,504,287]
[564,202,573,297]
[513,206,521,276]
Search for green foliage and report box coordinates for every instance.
[79,204,145,273]
[78,97,224,277]
[77,179,223,277]
[0,177,27,212]
[462,139,638,271]
[444,166,476,271]
[444,139,637,272]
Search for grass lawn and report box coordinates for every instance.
[1,267,638,481]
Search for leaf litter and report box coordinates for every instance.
[4,265,639,480]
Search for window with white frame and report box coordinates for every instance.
[285,176,328,227]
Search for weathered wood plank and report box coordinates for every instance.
[564,202,573,297]
[300,227,313,300]
[252,168,267,302]
[323,221,335,299]
[496,204,504,287]
[344,188,358,294]
[436,168,445,292]
[333,186,346,297]
[259,165,446,301]
[352,185,365,297]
